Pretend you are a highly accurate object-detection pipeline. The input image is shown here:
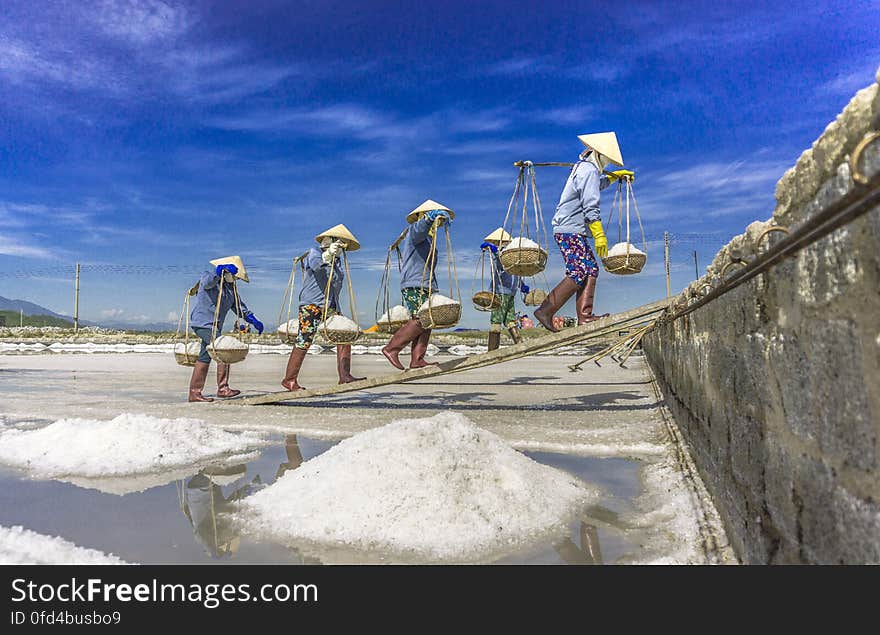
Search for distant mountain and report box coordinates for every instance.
[0,294,100,327]
[0,294,178,331]
[0,310,73,328]
[0,294,73,321]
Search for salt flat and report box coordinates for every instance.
[0,351,734,564]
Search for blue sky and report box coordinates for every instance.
[0,0,877,328]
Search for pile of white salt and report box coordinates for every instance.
[234,412,597,562]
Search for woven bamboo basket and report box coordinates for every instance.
[377,318,409,334]
[472,291,501,311]
[276,319,299,345]
[173,341,201,367]
[602,245,647,275]
[320,328,361,345]
[208,337,249,364]
[523,289,547,306]
[417,302,461,329]
[499,246,548,277]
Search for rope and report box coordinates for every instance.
[277,254,307,336]
[210,274,244,348]
[418,219,460,327]
[320,249,360,342]
[471,248,497,311]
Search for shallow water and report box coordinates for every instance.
[0,434,642,564]
[0,353,733,564]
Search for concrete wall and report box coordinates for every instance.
[643,69,880,564]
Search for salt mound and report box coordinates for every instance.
[320,315,359,331]
[0,413,269,479]
[277,319,299,336]
[379,305,411,323]
[211,335,248,350]
[418,293,459,310]
[174,341,201,356]
[607,242,646,257]
[503,236,540,250]
[0,525,128,565]
[235,412,596,562]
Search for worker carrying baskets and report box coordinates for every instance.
[280,224,365,391]
[534,132,634,332]
[382,199,460,370]
[186,256,264,402]
[476,228,528,350]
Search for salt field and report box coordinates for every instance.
[0,351,734,564]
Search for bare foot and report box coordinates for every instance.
[281,380,306,391]
[188,392,214,403]
[533,309,558,332]
[216,387,240,398]
[382,347,405,370]
[338,374,366,384]
[408,359,438,369]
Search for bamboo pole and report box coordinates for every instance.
[74,263,81,333]
[229,298,671,406]
[664,232,671,298]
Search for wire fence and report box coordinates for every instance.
[0,232,730,280]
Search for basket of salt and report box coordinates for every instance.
[319,314,361,344]
[417,294,461,329]
[173,340,201,366]
[377,305,410,333]
[208,334,249,364]
[471,291,501,311]
[522,289,548,306]
[276,319,299,344]
[602,242,647,275]
[499,237,548,277]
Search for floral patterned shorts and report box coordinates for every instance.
[490,293,516,329]
[401,287,431,316]
[554,233,599,286]
[296,304,337,350]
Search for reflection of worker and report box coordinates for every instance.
[281,225,364,391]
[534,133,633,331]
[181,465,254,559]
[479,228,527,351]
[382,200,453,370]
[275,435,304,479]
[553,522,603,565]
[188,256,263,402]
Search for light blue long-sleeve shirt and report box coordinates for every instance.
[398,217,439,291]
[490,251,520,295]
[190,270,252,331]
[299,246,344,309]
[551,159,611,235]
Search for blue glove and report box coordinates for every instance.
[216,264,238,277]
[426,209,451,224]
[520,282,530,294]
[245,313,264,334]
[480,241,498,253]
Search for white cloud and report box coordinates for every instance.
[92,0,191,44]
[100,308,125,318]
[0,234,54,258]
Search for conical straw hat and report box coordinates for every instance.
[577,131,624,167]
[315,223,361,251]
[406,199,455,224]
[209,255,249,283]
[483,227,512,246]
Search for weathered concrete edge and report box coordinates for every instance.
[643,70,880,563]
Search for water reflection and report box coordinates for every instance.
[178,435,312,561]
[178,464,259,559]
[554,521,603,565]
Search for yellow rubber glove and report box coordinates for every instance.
[605,169,635,184]
[589,220,608,258]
